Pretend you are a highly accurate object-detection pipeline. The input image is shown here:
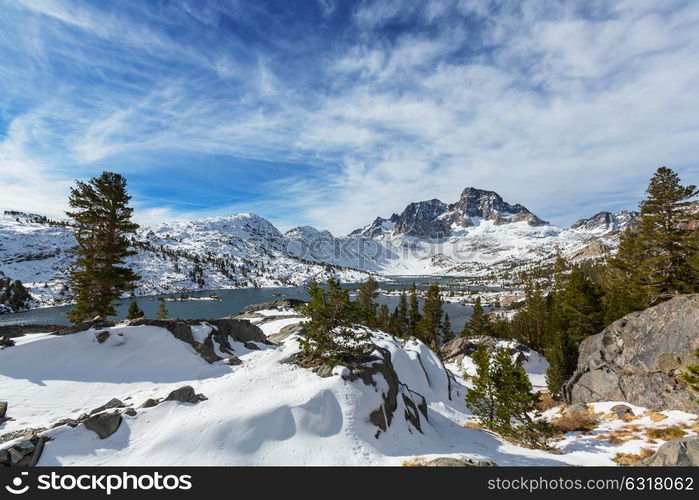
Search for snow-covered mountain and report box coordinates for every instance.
[0,187,640,310]
[570,210,639,234]
[338,188,633,276]
[0,211,373,308]
[350,187,547,239]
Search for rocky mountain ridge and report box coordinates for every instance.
[0,187,642,310]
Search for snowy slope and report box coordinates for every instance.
[0,190,637,311]
[2,310,694,466]
[0,212,373,309]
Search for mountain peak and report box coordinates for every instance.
[349,186,548,238]
[570,210,639,234]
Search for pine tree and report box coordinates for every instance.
[66,172,141,323]
[397,291,409,335]
[408,283,421,336]
[610,166,698,306]
[441,312,454,343]
[126,299,145,320]
[465,345,498,428]
[388,306,401,337]
[683,349,699,402]
[418,283,442,351]
[156,299,168,319]
[557,266,604,345]
[355,277,379,327]
[377,303,390,332]
[297,278,369,364]
[467,346,555,448]
[545,325,578,394]
[461,296,492,337]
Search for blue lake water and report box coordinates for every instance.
[0,277,500,333]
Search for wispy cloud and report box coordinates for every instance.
[0,0,697,234]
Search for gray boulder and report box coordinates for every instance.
[268,323,305,344]
[83,412,122,439]
[610,404,635,420]
[425,457,497,467]
[0,435,47,467]
[126,317,269,363]
[164,385,207,404]
[90,398,124,415]
[563,295,699,412]
[641,436,699,466]
[239,299,305,315]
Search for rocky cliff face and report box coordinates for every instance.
[570,210,639,234]
[351,186,548,239]
[563,294,699,413]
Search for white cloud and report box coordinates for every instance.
[0,0,697,234]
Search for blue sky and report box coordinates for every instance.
[1,0,698,234]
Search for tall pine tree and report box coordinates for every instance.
[461,296,492,337]
[683,349,699,402]
[610,167,698,308]
[66,172,140,323]
[355,277,379,327]
[397,291,409,336]
[126,299,145,320]
[418,283,442,351]
[408,283,422,336]
[442,312,454,343]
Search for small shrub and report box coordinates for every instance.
[537,392,558,412]
[612,448,655,466]
[646,427,686,441]
[644,411,668,423]
[403,457,429,467]
[554,411,599,433]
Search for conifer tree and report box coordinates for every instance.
[465,345,498,428]
[377,303,390,332]
[297,278,369,364]
[441,312,454,343]
[418,283,442,350]
[545,326,577,394]
[156,299,168,319]
[408,283,421,335]
[683,349,699,402]
[355,277,379,327]
[557,266,604,345]
[467,347,555,448]
[398,291,409,335]
[126,299,145,320]
[388,306,401,337]
[610,166,698,307]
[461,296,492,337]
[66,172,140,323]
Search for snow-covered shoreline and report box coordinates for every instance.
[2,307,695,466]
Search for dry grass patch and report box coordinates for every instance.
[646,427,687,441]
[643,411,668,423]
[612,448,655,466]
[538,393,558,412]
[596,425,644,445]
[403,457,429,467]
[463,422,481,429]
[554,411,599,433]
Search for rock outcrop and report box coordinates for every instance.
[563,295,699,413]
[125,318,269,363]
[441,336,532,365]
[239,299,306,315]
[641,436,699,466]
[0,434,47,466]
[424,457,497,467]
